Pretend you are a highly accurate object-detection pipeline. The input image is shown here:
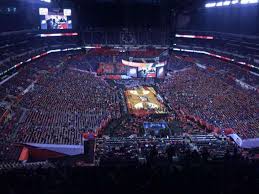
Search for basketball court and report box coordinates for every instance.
[124,86,167,116]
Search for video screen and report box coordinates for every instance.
[127,67,138,78]
[122,60,167,78]
[156,66,165,78]
[39,8,72,30]
[138,64,157,78]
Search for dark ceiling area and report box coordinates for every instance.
[70,0,205,12]
[0,0,206,31]
[66,0,206,29]
[0,0,205,12]
[1,0,258,34]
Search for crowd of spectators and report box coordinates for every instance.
[0,34,81,75]
[0,157,258,194]
[1,27,259,194]
[158,66,259,139]
[167,54,194,71]
[0,53,67,146]
[189,53,259,88]
[0,51,122,147]
[0,46,258,165]
[95,134,238,165]
[16,69,121,145]
[175,31,259,65]
[0,144,22,163]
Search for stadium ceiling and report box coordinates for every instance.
[0,0,206,13]
[70,0,206,12]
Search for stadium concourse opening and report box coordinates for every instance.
[125,86,167,116]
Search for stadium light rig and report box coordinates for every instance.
[240,0,259,4]
[216,1,224,6]
[231,0,239,4]
[40,0,51,3]
[205,2,217,7]
[223,1,232,5]
[205,0,259,8]
[175,34,214,40]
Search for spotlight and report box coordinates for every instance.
[223,1,231,6]
[231,0,239,4]
[240,0,250,4]
[216,2,224,6]
[205,2,217,8]
[41,0,51,3]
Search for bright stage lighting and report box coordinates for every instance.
[64,9,72,16]
[39,8,48,15]
[41,0,51,3]
[241,0,259,3]
[231,0,239,4]
[205,0,258,8]
[216,2,224,6]
[241,0,250,4]
[223,1,231,6]
[205,2,217,7]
